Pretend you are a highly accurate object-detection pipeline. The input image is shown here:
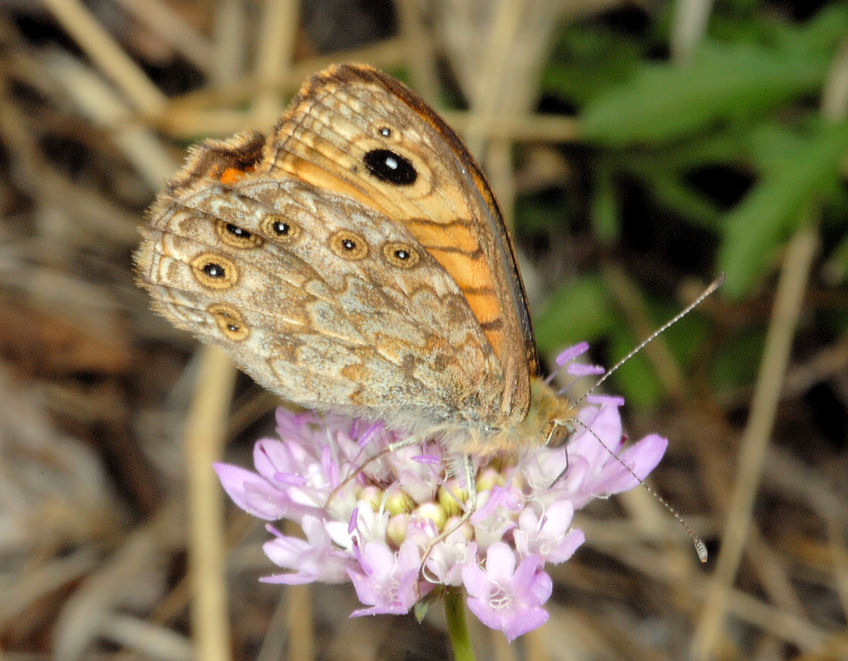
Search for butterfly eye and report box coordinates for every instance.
[543,420,572,448]
[190,253,239,289]
[382,241,420,268]
[260,214,300,243]
[330,230,368,260]
[208,303,249,341]
[216,220,263,248]
[363,149,417,186]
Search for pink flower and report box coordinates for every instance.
[462,543,552,641]
[347,540,428,616]
[260,516,349,584]
[557,402,667,508]
[514,500,585,563]
[214,344,669,639]
[425,528,477,586]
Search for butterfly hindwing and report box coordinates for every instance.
[137,161,506,428]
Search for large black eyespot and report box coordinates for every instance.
[363,149,417,186]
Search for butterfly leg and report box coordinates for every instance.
[418,453,476,583]
[324,442,395,508]
[551,429,572,487]
[324,426,447,509]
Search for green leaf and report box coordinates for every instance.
[590,165,620,245]
[542,26,645,105]
[711,328,764,391]
[534,276,614,356]
[580,41,832,145]
[649,172,723,228]
[718,120,848,298]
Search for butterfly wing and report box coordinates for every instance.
[266,64,537,425]
[136,131,506,430]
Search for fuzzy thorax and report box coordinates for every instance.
[454,377,578,455]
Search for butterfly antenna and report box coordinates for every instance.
[575,274,725,406]
[572,417,708,563]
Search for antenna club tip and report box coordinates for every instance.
[695,540,709,563]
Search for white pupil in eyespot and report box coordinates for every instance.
[384,155,398,170]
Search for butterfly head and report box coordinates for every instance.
[524,376,579,447]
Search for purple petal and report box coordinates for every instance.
[412,454,441,465]
[213,463,287,520]
[260,517,349,583]
[357,421,383,447]
[555,342,590,365]
[593,434,668,494]
[511,554,543,590]
[463,549,553,641]
[348,541,422,616]
[465,595,504,633]
[528,569,553,605]
[483,542,517,584]
[622,434,668,478]
[502,605,550,641]
[566,363,605,376]
[585,394,625,407]
[550,529,585,564]
[348,506,358,534]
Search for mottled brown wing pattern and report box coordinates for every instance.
[265,64,536,424]
[136,147,506,428]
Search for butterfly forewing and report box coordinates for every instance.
[267,64,536,424]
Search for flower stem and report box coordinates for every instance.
[444,587,476,661]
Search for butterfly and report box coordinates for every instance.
[135,63,576,457]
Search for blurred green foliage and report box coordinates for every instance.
[528,3,848,409]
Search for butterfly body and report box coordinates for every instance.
[136,64,575,455]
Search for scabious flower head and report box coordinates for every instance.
[214,344,668,641]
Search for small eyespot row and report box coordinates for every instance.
[209,216,421,271]
[190,253,239,290]
[208,303,249,341]
[216,220,263,249]
[325,231,423,267]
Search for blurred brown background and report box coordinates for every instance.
[1,1,846,660]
